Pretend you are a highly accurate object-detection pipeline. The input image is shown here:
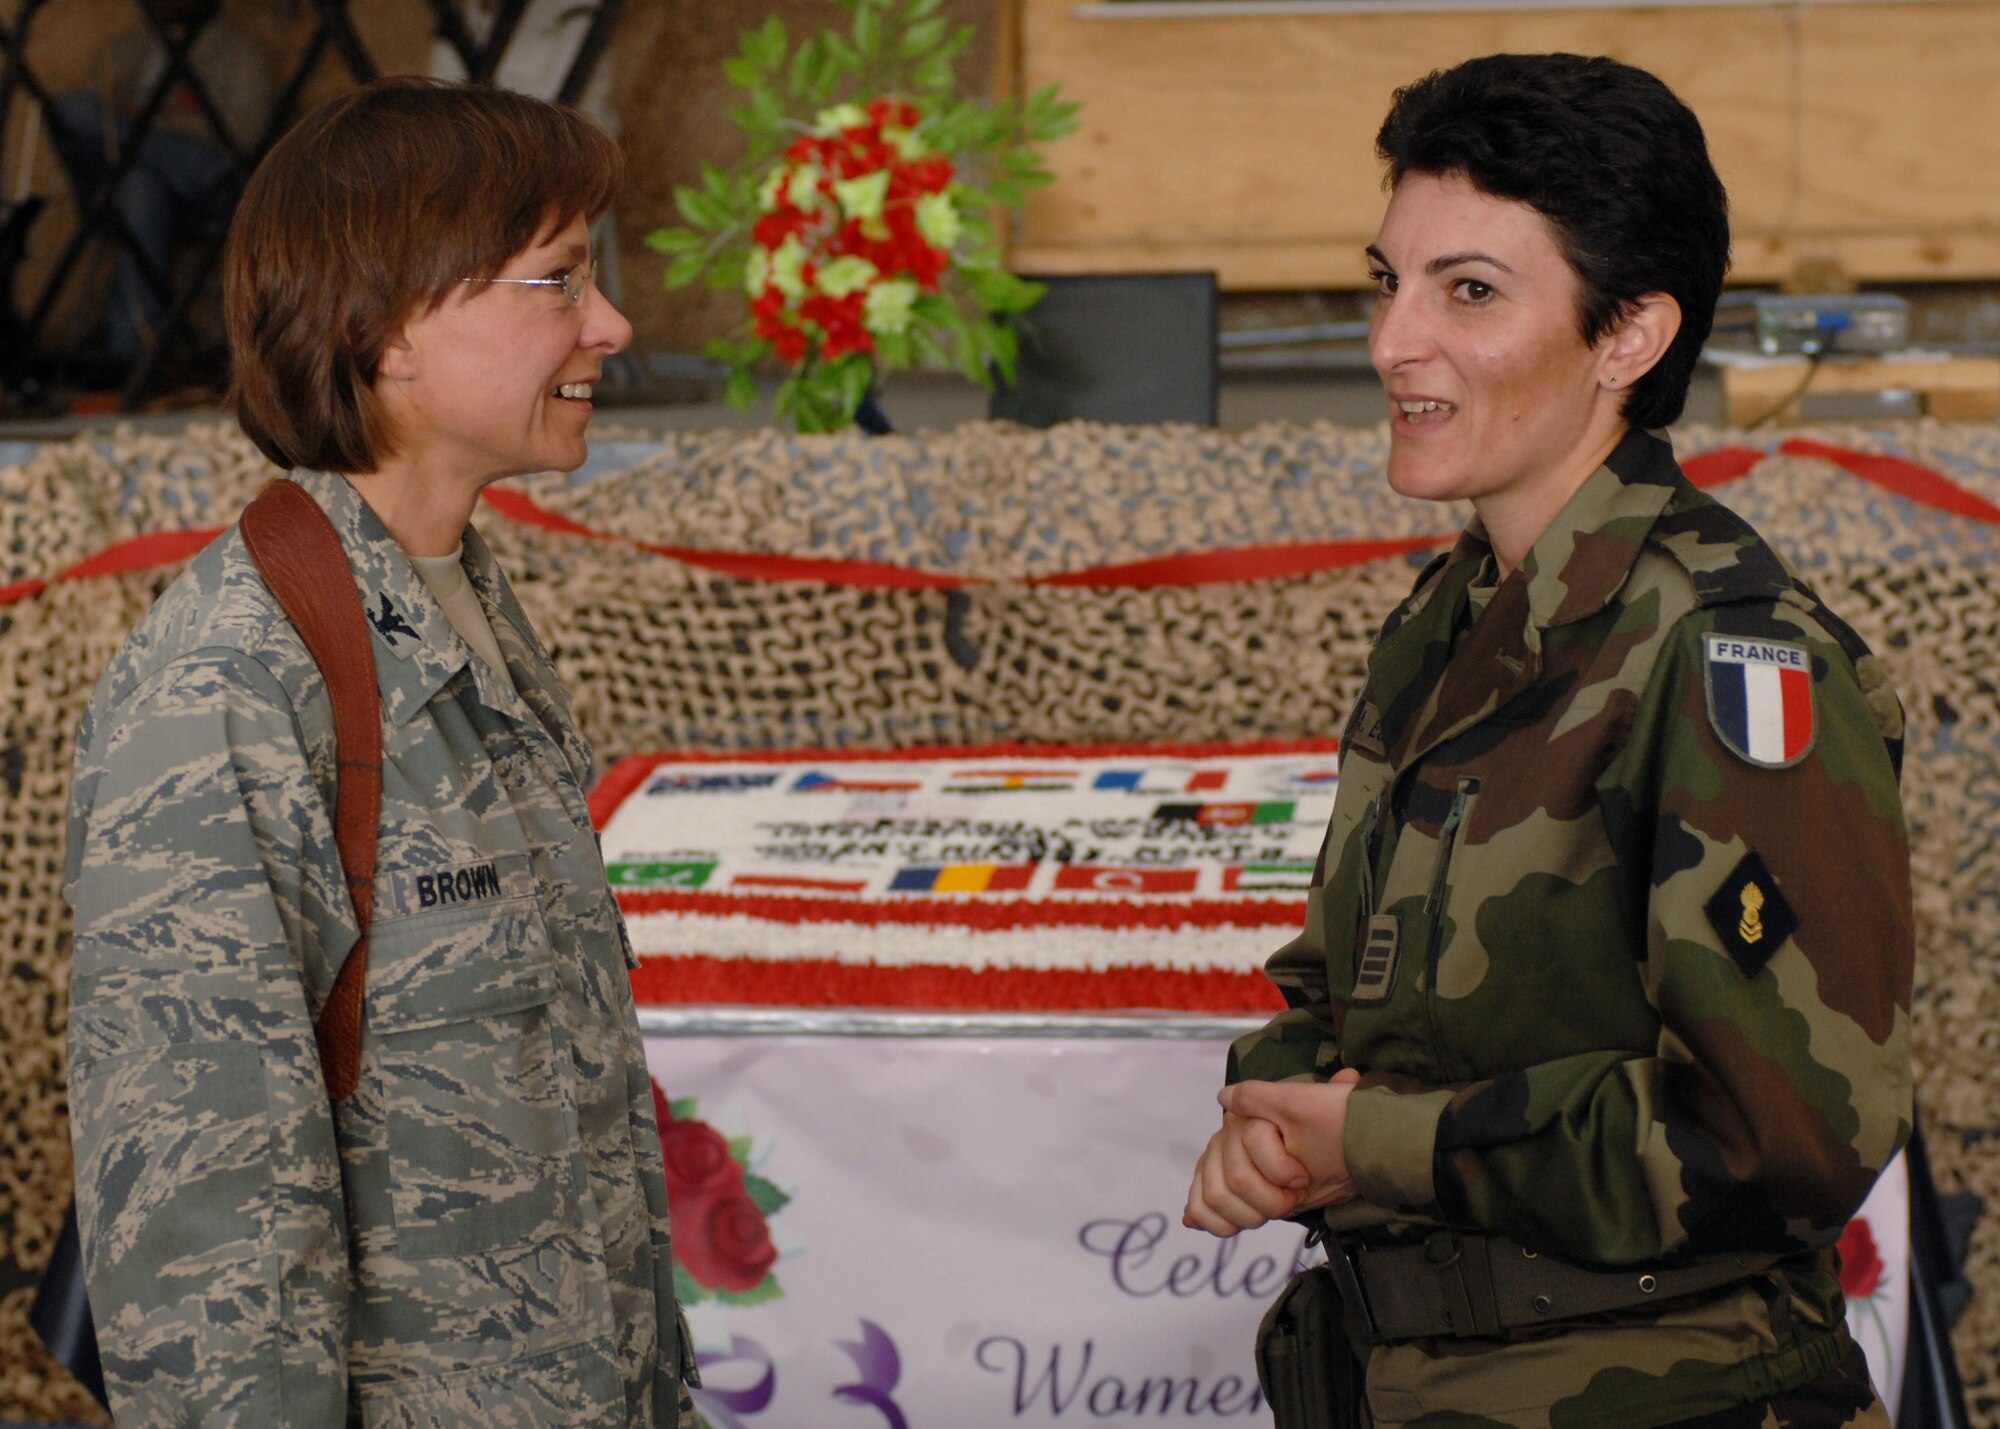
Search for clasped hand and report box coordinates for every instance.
[1182,1068,1362,1238]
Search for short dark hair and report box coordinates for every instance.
[1375,53,1728,429]
[225,77,623,473]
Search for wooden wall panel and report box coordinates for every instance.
[1010,0,2000,287]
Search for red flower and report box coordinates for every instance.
[902,156,954,195]
[770,325,808,364]
[867,97,922,129]
[648,1079,780,1294]
[801,292,872,360]
[1836,1217,1883,1299]
[753,206,809,251]
[660,1117,738,1196]
[675,1185,778,1293]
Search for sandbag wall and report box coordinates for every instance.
[1,419,1995,1423]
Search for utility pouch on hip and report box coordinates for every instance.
[1256,1265,1362,1429]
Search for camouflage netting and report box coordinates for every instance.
[2,418,1997,1422]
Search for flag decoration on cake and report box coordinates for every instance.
[590,740,1343,1011]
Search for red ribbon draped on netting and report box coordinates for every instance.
[5,438,1997,608]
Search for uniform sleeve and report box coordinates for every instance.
[66,650,352,1423]
[1341,606,1913,1264]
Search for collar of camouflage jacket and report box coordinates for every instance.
[1370,428,1683,771]
[283,470,482,727]
[283,474,578,757]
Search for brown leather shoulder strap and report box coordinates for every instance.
[240,479,382,1103]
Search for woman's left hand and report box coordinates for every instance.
[1218,1068,1364,1215]
[1183,1068,1363,1237]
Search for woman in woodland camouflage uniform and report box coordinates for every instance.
[1185,54,1912,1429]
[66,79,697,1426]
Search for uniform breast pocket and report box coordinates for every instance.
[365,892,576,1261]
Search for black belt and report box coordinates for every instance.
[1323,1230,1768,1345]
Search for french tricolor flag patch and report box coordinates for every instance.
[1703,635,1816,768]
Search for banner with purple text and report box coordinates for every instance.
[642,1019,1911,1427]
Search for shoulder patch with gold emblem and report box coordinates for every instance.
[1703,850,1800,977]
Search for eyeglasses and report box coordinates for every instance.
[462,260,594,304]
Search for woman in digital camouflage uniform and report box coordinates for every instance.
[66,79,697,1425]
[1185,53,1912,1429]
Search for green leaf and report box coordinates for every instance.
[703,163,735,207]
[953,330,986,385]
[911,293,957,326]
[746,88,786,139]
[725,368,761,412]
[936,25,974,63]
[644,226,703,255]
[727,1134,754,1166]
[673,1260,709,1307]
[708,251,750,291]
[670,1097,698,1121]
[714,1273,785,1308]
[986,318,1019,386]
[834,355,874,419]
[664,251,709,289]
[908,0,943,17]
[1026,91,1083,141]
[874,328,913,370]
[990,175,1026,208]
[910,53,953,91]
[898,16,947,58]
[803,37,840,102]
[853,2,882,59]
[788,34,821,95]
[756,15,787,69]
[743,1172,792,1216]
[723,55,761,89]
[792,365,856,432]
[824,32,861,71]
[1002,149,1044,179]
[967,267,1044,315]
[673,184,728,231]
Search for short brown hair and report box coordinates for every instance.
[225,77,623,473]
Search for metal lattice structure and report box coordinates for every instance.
[0,0,620,412]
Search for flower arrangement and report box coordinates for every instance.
[646,0,1078,432]
[652,1079,789,1305]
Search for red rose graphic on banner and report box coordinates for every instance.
[1837,1216,1883,1300]
[652,1077,790,1306]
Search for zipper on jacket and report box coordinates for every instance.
[1422,776,1479,1074]
[1424,778,1477,918]
[1358,791,1386,917]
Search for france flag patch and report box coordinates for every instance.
[1703,634,1815,768]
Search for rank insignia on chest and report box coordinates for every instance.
[1703,849,1800,978]
[1351,914,1400,1004]
[1702,634,1815,768]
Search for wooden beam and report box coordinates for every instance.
[1011,0,2000,288]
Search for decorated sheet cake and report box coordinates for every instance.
[590,740,1342,1010]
